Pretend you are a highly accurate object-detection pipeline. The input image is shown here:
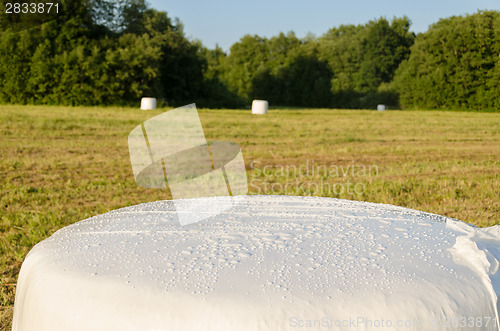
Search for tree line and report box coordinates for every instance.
[0,0,498,111]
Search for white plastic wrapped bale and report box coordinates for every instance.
[12,196,500,331]
[252,100,268,114]
[377,104,386,111]
[140,97,157,110]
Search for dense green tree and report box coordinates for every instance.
[360,17,414,90]
[157,27,205,104]
[265,32,302,74]
[220,32,319,106]
[0,29,38,103]
[318,24,366,94]
[251,55,333,107]
[195,45,245,108]
[0,1,207,106]
[220,34,270,98]
[317,17,414,108]
[392,11,500,111]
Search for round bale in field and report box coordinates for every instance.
[140,97,157,110]
[252,100,268,114]
[11,195,500,331]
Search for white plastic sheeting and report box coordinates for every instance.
[252,100,268,114]
[140,97,157,110]
[12,195,500,330]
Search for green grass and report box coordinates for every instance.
[1,105,499,328]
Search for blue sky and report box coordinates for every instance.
[148,0,500,51]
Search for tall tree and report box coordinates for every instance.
[317,17,414,108]
[392,11,500,110]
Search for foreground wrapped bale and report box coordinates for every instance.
[12,196,500,330]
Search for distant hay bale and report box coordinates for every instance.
[141,98,157,110]
[377,104,386,111]
[252,100,268,115]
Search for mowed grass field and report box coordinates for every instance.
[1,105,499,327]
